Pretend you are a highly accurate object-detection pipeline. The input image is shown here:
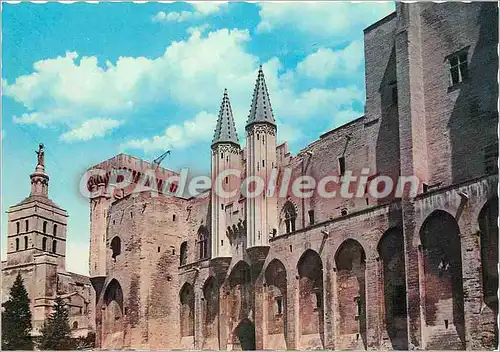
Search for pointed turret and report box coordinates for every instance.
[246,65,276,127]
[212,89,239,147]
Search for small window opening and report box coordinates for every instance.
[423,183,429,193]
[314,291,322,310]
[111,237,121,261]
[52,240,57,253]
[444,319,449,329]
[338,156,346,176]
[25,220,29,232]
[130,211,133,219]
[341,208,348,216]
[158,246,161,253]
[173,214,176,221]
[275,296,283,315]
[221,153,224,160]
[225,176,228,184]
[449,51,468,85]
[257,134,260,140]
[53,224,57,236]
[24,236,28,250]
[308,210,315,225]
[289,245,292,252]
[42,237,47,251]
[15,238,19,251]
[262,160,265,167]
[72,322,78,330]
[221,240,224,246]
[16,222,20,234]
[180,242,188,266]
[221,204,224,210]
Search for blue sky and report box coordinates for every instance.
[1,1,395,274]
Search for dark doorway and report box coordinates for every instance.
[235,319,256,350]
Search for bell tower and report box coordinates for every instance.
[6,143,68,269]
[245,66,278,263]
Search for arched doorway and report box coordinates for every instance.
[264,259,287,349]
[102,279,124,349]
[297,249,324,348]
[420,210,465,349]
[378,228,408,350]
[233,318,256,350]
[335,239,367,350]
[179,283,195,337]
[479,197,499,347]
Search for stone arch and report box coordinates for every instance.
[110,236,121,260]
[335,239,367,349]
[264,259,287,346]
[202,276,218,339]
[229,261,253,324]
[280,201,297,234]
[102,279,124,349]
[297,249,324,346]
[478,196,498,346]
[179,282,195,337]
[377,228,408,350]
[233,318,256,350]
[420,210,465,349]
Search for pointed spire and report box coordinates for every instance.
[212,89,239,147]
[246,65,276,127]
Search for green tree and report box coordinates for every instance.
[39,296,74,350]
[1,272,33,350]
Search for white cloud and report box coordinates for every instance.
[61,118,122,142]
[257,2,395,39]
[296,41,364,81]
[65,241,89,275]
[122,111,216,153]
[152,2,226,23]
[4,25,367,151]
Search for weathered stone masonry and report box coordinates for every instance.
[89,3,498,350]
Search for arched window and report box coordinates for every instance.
[282,201,297,234]
[197,226,209,260]
[52,240,57,253]
[53,224,57,237]
[180,241,188,266]
[72,321,78,330]
[16,222,20,234]
[42,237,47,251]
[15,238,19,251]
[111,237,121,261]
[24,236,28,250]
[25,220,29,232]
[43,221,47,233]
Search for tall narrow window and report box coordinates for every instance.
[308,210,315,226]
[449,51,468,85]
[15,238,19,251]
[282,201,297,234]
[111,237,121,261]
[275,296,283,315]
[52,240,57,253]
[42,237,47,251]
[16,222,20,234]
[197,226,209,260]
[25,220,29,232]
[53,224,57,237]
[43,221,47,234]
[338,156,346,176]
[180,241,188,266]
[24,236,28,250]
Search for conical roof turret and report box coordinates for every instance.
[212,89,239,147]
[246,65,276,127]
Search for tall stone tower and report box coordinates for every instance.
[4,143,69,332]
[88,177,111,279]
[245,66,278,262]
[211,89,241,260]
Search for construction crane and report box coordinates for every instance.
[153,150,171,169]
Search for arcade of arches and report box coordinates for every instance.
[173,196,498,351]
